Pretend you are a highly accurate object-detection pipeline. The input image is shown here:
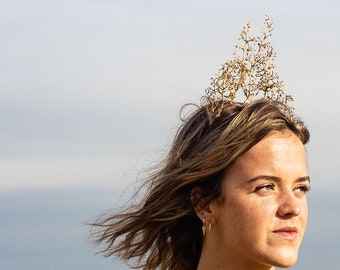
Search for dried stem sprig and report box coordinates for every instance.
[205,17,293,117]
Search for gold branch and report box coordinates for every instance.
[205,17,293,117]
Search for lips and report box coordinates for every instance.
[273,227,298,240]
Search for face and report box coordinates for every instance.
[208,130,309,269]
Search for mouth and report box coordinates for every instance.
[273,227,298,241]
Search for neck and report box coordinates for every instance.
[197,259,275,270]
[197,261,275,270]
[197,241,275,270]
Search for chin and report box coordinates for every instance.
[271,249,299,268]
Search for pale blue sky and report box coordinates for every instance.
[1,0,339,192]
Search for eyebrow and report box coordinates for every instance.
[247,175,311,183]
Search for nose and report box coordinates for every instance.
[277,192,301,218]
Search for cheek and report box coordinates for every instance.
[237,196,276,216]
[223,197,276,230]
[301,200,309,227]
[215,199,274,249]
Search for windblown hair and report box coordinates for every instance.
[90,99,309,270]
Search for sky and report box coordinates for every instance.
[1,0,340,191]
[1,0,340,269]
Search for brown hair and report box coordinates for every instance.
[90,99,309,270]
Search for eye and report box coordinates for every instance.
[295,184,311,194]
[254,183,276,195]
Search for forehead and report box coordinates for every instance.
[244,131,305,161]
[225,131,307,182]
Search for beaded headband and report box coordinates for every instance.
[205,17,293,117]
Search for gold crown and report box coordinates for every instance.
[205,17,293,116]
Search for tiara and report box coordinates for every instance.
[205,17,293,117]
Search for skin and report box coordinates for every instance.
[196,130,310,270]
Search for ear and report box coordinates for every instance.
[190,186,217,223]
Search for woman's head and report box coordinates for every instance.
[142,99,309,269]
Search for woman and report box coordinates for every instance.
[91,18,310,270]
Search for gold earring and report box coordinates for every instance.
[208,222,212,234]
[202,217,206,236]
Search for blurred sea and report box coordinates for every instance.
[1,188,339,270]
